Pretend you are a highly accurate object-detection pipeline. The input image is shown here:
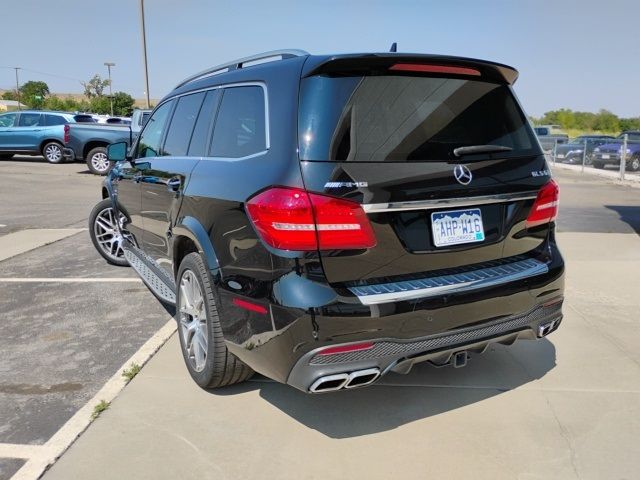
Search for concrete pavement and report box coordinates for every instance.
[41,229,640,480]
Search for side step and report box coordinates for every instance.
[123,244,176,305]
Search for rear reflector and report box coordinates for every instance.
[232,298,268,315]
[526,179,560,228]
[390,63,481,76]
[317,342,375,356]
[246,187,376,251]
[64,124,70,144]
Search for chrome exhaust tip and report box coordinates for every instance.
[537,319,559,338]
[344,368,380,389]
[309,373,349,393]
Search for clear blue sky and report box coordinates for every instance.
[1,0,638,117]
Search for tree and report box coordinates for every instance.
[2,90,17,101]
[89,95,111,114]
[82,74,110,98]
[111,92,135,116]
[19,80,50,109]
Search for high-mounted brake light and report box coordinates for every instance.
[526,179,559,228]
[246,187,376,251]
[389,63,481,76]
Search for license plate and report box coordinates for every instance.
[557,154,565,159]
[431,208,485,247]
[602,154,610,159]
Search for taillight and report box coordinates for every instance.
[246,187,376,251]
[63,124,70,144]
[526,179,559,228]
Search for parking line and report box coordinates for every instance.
[11,318,177,480]
[0,278,142,283]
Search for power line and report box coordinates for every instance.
[0,65,83,84]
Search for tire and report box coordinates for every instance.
[593,161,604,169]
[89,199,129,266]
[627,155,640,172]
[42,141,64,164]
[86,146,111,175]
[0,153,13,160]
[584,154,593,166]
[176,252,253,389]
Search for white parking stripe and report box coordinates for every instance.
[0,443,51,460]
[0,228,86,262]
[0,278,142,283]
[11,319,177,480]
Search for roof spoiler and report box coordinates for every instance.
[301,53,519,85]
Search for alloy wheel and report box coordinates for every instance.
[93,206,125,261]
[179,270,208,372]
[45,144,62,162]
[91,152,110,174]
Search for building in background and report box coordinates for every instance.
[0,100,27,111]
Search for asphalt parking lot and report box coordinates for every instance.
[0,157,173,479]
[1,157,639,479]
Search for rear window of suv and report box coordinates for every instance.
[298,75,540,162]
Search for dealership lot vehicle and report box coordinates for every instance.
[92,50,565,394]
[63,108,151,175]
[554,135,614,165]
[592,130,640,171]
[0,111,80,163]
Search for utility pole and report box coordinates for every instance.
[104,62,115,116]
[14,67,20,111]
[139,0,151,109]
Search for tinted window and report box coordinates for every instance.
[18,113,42,127]
[141,112,151,126]
[163,92,206,157]
[210,86,266,158]
[136,101,174,158]
[74,114,97,123]
[299,76,539,162]
[0,113,17,127]
[188,90,219,156]
[45,114,68,126]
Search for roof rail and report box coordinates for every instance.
[175,49,310,89]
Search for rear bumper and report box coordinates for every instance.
[287,301,563,392]
[593,153,621,164]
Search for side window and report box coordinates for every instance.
[210,86,266,158]
[0,113,17,127]
[18,113,42,127]
[136,101,174,158]
[44,114,67,126]
[188,90,219,156]
[162,92,206,157]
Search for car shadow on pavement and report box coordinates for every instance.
[211,339,556,439]
[605,205,640,234]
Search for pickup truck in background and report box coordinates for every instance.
[62,108,151,175]
[534,125,569,151]
[591,131,640,171]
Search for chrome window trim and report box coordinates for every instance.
[362,191,538,213]
[348,257,549,305]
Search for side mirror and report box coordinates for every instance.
[107,142,128,162]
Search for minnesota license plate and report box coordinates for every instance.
[431,208,485,247]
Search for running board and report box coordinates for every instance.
[123,244,176,305]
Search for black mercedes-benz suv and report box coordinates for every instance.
[89,49,564,393]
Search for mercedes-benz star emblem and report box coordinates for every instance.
[453,164,473,185]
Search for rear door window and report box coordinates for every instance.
[209,86,266,158]
[44,114,68,126]
[162,92,206,157]
[298,75,540,162]
[18,113,42,127]
[136,101,174,158]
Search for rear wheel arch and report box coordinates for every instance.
[83,141,109,159]
[172,217,221,280]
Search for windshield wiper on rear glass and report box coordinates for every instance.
[453,145,513,157]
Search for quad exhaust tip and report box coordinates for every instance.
[537,319,560,338]
[309,368,381,393]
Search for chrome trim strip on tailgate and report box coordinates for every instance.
[362,191,538,213]
[348,258,548,305]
